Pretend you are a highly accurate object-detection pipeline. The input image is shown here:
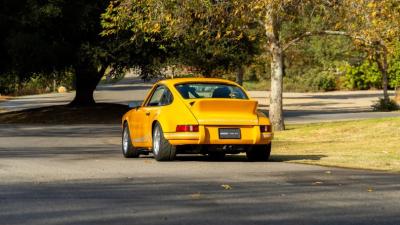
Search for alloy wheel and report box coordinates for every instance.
[153,126,161,156]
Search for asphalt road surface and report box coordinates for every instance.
[1,124,399,225]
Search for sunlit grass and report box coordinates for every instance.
[272,117,400,172]
[243,80,270,91]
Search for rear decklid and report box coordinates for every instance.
[188,99,259,125]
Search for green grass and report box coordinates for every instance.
[243,80,270,91]
[272,117,400,172]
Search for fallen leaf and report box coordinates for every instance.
[190,192,202,199]
[221,184,232,190]
[367,187,374,192]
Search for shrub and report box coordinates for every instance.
[388,56,400,89]
[307,71,337,91]
[343,61,381,90]
[0,70,74,96]
[283,69,337,92]
[283,76,309,92]
[371,98,399,112]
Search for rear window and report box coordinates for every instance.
[175,83,248,99]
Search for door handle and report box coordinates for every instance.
[145,112,150,116]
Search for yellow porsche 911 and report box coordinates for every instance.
[122,78,273,161]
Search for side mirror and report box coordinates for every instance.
[128,100,143,109]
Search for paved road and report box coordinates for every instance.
[0,77,152,112]
[1,76,399,123]
[1,124,399,225]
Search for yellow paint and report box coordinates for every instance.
[122,78,273,149]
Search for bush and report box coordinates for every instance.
[307,71,337,91]
[372,98,399,112]
[0,70,74,96]
[342,61,381,90]
[283,76,308,92]
[388,56,400,89]
[389,61,400,89]
[0,74,18,95]
[283,70,337,92]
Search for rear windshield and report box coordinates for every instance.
[175,83,248,99]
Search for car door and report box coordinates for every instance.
[141,85,174,147]
[129,85,161,146]
[131,85,165,147]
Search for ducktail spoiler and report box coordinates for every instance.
[188,99,259,125]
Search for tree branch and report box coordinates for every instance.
[282,30,377,52]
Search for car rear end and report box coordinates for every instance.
[164,81,273,149]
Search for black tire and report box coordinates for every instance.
[208,152,226,161]
[246,143,271,161]
[152,122,176,161]
[122,122,140,158]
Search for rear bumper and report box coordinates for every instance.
[164,125,273,145]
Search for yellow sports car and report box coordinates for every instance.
[122,78,273,161]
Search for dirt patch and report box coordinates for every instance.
[0,103,129,124]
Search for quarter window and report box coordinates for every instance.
[146,86,173,106]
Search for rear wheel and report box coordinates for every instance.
[122,123,140,158]
[246,143,271,161]
[152,122,176,161]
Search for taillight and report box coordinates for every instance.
[176,125,199,132]
[260,125,272,133]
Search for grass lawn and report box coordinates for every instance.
[243,80,270,91]
[271,117,400,172]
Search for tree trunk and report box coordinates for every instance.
[381,69,389,103]
[236,66,244,86]
[269,43,285,131]
[265,13,285,131]
[69,64,105,106]
[376,49,390,103]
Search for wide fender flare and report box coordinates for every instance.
[152,109,198,134]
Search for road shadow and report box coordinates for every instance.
[270,154,327,162]
[140,154,327,163]
[1,173,399,225]
[0,104,128,124]
[96,85,151,92]
[0,146,117,159]
[139,154,249,162]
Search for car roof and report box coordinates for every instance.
[157,77,239,86]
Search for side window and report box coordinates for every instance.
[147,86,165,106]
[146,86,174,107]
[159,88,173,105]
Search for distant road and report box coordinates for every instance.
[0,76,399,123]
